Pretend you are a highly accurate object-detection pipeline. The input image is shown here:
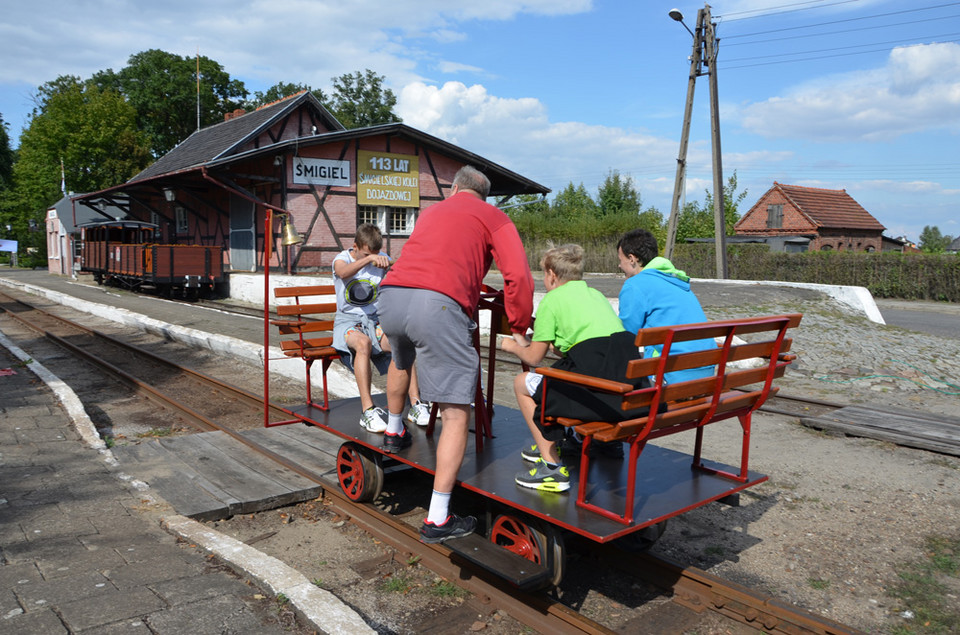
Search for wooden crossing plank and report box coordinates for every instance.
[240,427,338,477]
[112,442,231,521]
[802,406,960,456]
[156,434,309,516]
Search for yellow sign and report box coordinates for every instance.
[357,150,419,208]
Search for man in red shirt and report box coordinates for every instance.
[378,165,534,543]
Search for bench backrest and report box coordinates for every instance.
[273,285,338,357]
[611,313,802,438]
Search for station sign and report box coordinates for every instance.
[357,150,419,208]
[292,157,351,187]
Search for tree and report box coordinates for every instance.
[918,225,952,253]
[328,69,400,129]
[0,113,13,191]
[248,82,326,110]
[93,49,247,156]
[677,171,747,242]
[10,75,151,256]
[551,182,598,222]
[597,170,641,217]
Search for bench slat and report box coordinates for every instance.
[625,338,792,379]
[634,313,802,347]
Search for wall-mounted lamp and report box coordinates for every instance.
[273,155,283,166]
[163,188,176,202]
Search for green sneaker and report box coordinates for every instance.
[515,459,570,492]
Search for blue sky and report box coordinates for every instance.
[1,0,958,243]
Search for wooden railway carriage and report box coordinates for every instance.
[79,220,223,298]
[263,277,802,589]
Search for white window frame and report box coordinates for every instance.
[357,205,416,236]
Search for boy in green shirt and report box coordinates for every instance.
[500,244,628,492]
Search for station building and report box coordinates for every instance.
[71,91,548,283]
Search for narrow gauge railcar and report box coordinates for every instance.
[79,220,223,298]
[263,276,801,590]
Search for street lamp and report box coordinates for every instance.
[664,4,728,279]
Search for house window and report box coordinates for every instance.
[766,204,783,229]
[150,211,160,226]
[175,205,189,235]
[358,205,416,236]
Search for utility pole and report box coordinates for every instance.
[665,4,728,279]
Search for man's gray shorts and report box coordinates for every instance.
[378,286,478,405]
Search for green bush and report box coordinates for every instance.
[514,229,960,303]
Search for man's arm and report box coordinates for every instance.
[489,222,534,333]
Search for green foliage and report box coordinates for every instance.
[676,171,746,243]
[0,113,13,191]
[328,69,400,129]
[93,49,248,156]
[6,75,151,260]
[671,244,960,302]
[597,170,641,217]
[918,225,952,254]
[889,534,960,634]
[551,182,598,222]
[248,82,325,110]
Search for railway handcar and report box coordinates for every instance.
[263,274,801,590]
[79,220,223,298]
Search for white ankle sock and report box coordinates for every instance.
[426,490,451,525]
[386,412,404,435]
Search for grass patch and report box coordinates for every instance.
[888,534,960,634]
[808,577,831,590]
[381,574,413,594]
[429,580,467,599]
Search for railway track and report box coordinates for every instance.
[0,291,859,633]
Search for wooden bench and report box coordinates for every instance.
[535,313,803,524]
[270,285,339,414]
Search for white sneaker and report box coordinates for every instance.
[360,407,388,433]
[406,400,432,427]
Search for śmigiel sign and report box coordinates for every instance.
[292,157,351,187]
[357,150,419,208]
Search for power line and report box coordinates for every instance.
[721,32,960,63]
[718,0,865,21]
[722,13,960,47]
[720,37,960,69]
[722,2,960,38]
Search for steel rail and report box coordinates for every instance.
[0,292,862,633]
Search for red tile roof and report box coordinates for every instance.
[775,182,885,231]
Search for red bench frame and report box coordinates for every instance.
[535,314,802,524]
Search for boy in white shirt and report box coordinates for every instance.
[333,224,430,432]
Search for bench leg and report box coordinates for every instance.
[692,412,751,483]
[575,437,648,525]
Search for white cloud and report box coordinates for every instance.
[738,43,960,142]
[398,81,681,197]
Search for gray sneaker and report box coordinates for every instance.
[515,459,571,492]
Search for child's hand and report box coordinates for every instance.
[512,333,531,348]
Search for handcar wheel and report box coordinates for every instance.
[490,514,565,587]
[614,519,668,552]
[336,442,383,503]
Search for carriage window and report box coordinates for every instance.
[175,206,188,235]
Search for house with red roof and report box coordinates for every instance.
[735,182,886,252]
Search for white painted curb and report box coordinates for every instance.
[162,515,375,635]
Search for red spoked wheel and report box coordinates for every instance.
[336,442,383,503]
[490,514,565,588]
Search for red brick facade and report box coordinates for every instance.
[735,182,885,252]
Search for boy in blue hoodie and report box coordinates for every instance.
[616,228,714,384]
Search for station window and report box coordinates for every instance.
[358,205,416,236]
[175,205,189,235]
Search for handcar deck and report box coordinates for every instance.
[285,396,766,543]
